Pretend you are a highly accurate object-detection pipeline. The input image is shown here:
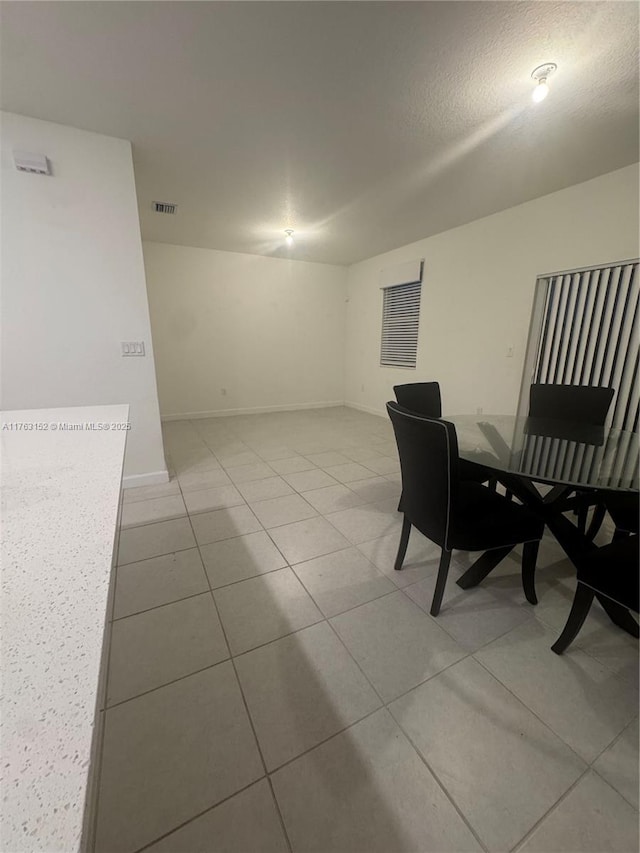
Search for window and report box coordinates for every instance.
[380,280,422,368]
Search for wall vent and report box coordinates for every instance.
[152,201,177,215]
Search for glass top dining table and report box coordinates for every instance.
[447,414,639,641]
[447,414,639,493]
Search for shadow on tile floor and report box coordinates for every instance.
[88,408,638,853]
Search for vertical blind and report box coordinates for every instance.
[380,281,422,368]
[516,424,638,490]
[531,260,639,432]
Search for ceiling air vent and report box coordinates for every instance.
[152,201,177,215]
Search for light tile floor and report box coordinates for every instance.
[96,407,639,853]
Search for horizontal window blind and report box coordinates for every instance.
[380,281,422,368]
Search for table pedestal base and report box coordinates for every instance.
[456,477,639,639]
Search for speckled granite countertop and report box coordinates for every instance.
[1,405,129,852]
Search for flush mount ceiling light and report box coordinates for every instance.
[531,63,557,103]
[284,229,294,246]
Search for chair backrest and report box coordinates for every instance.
[393,382,442,418]
[386,401,458,549]
[529,384,614,426]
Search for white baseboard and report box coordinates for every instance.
[344,400,386,418]
[161,401,345,421]
[122,469,170,490]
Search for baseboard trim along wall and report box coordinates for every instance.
[344,401,387,418]
[161,400,345,421]
[122,469,170,490]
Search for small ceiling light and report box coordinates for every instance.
[531,63,557,103]
[284,229,294,246]
[532,80,549,103]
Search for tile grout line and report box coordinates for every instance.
[264,705,384,775]
[177,470,298,853]
[288,569,390,708]
[390,556,638,768]
[508,765,593,853]
[238,548,494,848]
[122,464,403,550]
[109,548,632,836]
[589,763,640,814]
[117,540,196,567]
[104,660,227,711]
[587,713,640,770]
[396,578,539,656]
[189,422,293,853]
[298,563,512,853]
[110,586,467,715]
[188,424,298,853]
[131,778,274,853]
[259,452,491,837]
[532,607,640,687]
[127,417,637,851]
[314,539,633,850]
[115,549,303,619]
[375,596,607,853]
[112,588,212,623]
[469,582,640,742]
[470,654,592,767]
[386,705,491,853]
[228,613,327,659]
[265,774,295,853]
[116,441,465,845]
[120,510,189,531]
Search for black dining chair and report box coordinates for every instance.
[393,382,494,486]
[509,383,616,530]
[606,493,640,538]
[586,492,640,542]
[529,383,614,425]
[551,534,639,654]
[387,402,544,616]
[393,382,442,417]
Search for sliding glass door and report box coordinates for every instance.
[518,259,639,433]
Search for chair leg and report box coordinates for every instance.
[397,492,404,513]
[613,526,632,542]
[585,504,606,541]
[551,584,595,654]
[521,540,540,605]
[430,549,452,617]
[596,594,640,637]
[394,516,411,571]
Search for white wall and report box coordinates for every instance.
[345,163,640,417]
[1,112,167,486]
[143,242,347,418]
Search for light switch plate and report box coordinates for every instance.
[121,341,145,357]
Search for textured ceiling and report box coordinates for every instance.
[1,1,638,265]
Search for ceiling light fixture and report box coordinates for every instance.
[531,63,557,103]
[284,229,294,246]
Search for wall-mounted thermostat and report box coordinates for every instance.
[14,151,51,175]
